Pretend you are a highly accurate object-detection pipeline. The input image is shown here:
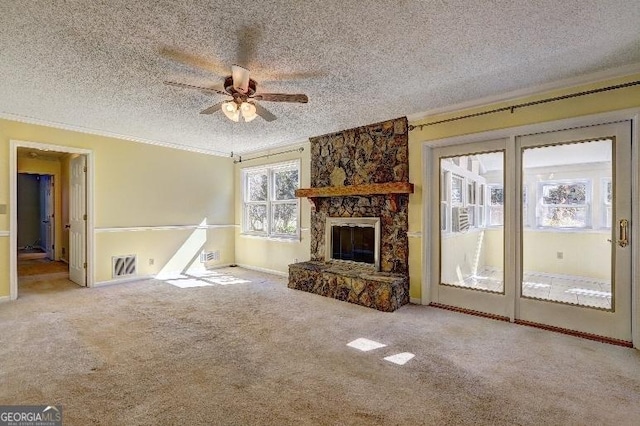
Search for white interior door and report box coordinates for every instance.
[69,155,87,286]
[39,175,54,260]
[429,121,633,343]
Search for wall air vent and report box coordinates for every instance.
[200,251,220,263]
[112,255,137,278]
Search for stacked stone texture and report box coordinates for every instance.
[289,117,410,312]
[309,117,409,274]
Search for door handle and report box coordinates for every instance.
[618,219,629,248]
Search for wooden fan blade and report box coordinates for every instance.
[231,65,250,93]
[254,103,277,122]
[163,81,228,96]
[200,102,224,115]
[252,93,309,103]
[160,47,228,76]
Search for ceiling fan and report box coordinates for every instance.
[163,55,309,123]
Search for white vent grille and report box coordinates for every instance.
[112,255,137,278]
[200,250,220,263]
[452,207,470,232]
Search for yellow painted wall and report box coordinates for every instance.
[234,143,311,274]
[440,229,488,284]
[408,73,640,300]
[0,119,235,295]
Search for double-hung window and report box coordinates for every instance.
[537,180,590,228]
[243,161,300,238]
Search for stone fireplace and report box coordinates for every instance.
[288,117,412,312]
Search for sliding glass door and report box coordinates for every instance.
[430,122,632,342]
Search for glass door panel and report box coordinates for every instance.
[522,140,612,309]
[440,152,504,293]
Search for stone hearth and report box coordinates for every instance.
[289,117,411,312]
[289,261,409,312]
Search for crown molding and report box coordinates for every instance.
[407,62,640,123]
[0,112,230,157]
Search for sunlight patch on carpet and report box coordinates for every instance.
[384,352,415,365]
[347,338,387,352]
[160,271,251,288]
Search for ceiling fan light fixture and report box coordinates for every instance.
[240,102,257,122]
[222,101,240,122]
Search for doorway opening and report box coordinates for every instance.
[10,141,94,299]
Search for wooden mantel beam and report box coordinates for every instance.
[295,182,414,199]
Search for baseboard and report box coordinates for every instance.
[235,264,289,277]
[205,263,234,270]
[93,275,154,287]
[60,258,69,264]
[410,297,422,305]
[0,295,11,303]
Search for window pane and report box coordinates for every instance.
[248,172,268,201]
[440,203,447,231]
[247,204,267,232]
[489,206,503,226]
[605,180,612,204]
[274,169,299,200]
[542,183,586,205]
[451,175,463,205]
[490,186,503,205]
[272,203,297,235]
[540,206,588,228]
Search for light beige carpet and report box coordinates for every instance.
[1,267,639,425]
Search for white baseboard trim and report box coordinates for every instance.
[205,263,234,270]
[410,297,422,305]
[93,275,155,287]
[235,264,289,277]
[0,295,11,303]
[0,231,9,238]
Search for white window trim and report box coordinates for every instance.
[441,159,487,234]
[242,160,301,240]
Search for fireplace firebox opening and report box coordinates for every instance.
[325,217,380,271]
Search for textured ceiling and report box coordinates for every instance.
[1,1,639,156]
